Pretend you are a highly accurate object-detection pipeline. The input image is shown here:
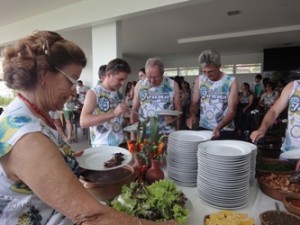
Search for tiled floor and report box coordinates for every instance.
[69,128,91,152]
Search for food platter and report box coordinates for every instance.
[156,110,182,116]
[257,173,300,200]
[76,146,132,171]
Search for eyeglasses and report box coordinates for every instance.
[55,67,77,90]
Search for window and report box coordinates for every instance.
[235,63,262,74]
[221,64,234,74]
[164,68,178,77]
[179,67,199,76]
[0,57,16,107]
[164,63,262,77]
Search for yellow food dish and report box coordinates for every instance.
[205,210,254,225]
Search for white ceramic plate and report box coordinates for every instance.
[280,149,300,160]
[123,122,138,132]
[156,110,182,116]
[198,140,252,157]
[169,130,213,142]
[76,146,132,171]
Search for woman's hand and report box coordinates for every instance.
[250,130,265,143]
[186,116,195,129]
[72,149,84,157]
[212,127,221,139]
[296,160,300,170]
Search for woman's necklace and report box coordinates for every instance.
[18,93,56,130]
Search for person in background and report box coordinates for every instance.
[49,110,68,142]
[235,82,254,139]
[138,67,146,80]
[97,64,107,84]
[251,80,300,171]
[131,57,182,135]
[275,79,286,95]
[76,80,89,104]
[80,58,131,146]
[187,49,239,139]
[124,82,132,102]
[0,30,178,225]
[180,80,191,129]
[124,81,133,126]
[251,74,264,108]
[0,107,3,115]
[130,81,137,96]
[258,81,279,113]
[63,95,76,142]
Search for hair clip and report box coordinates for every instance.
[42,39,50,56]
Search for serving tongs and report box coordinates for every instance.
[289,168,300,183]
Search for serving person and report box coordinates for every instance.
[186,49,239,139]
[80,58,131,146]
[250,80,300,170]
[131,57,181,135]
[0,31,178,225]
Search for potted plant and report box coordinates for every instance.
[127,116,167,183]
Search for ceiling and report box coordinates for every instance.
[1,0,300,59]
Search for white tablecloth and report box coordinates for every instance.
[177,181,283,225]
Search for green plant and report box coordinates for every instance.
[128,117,167,166]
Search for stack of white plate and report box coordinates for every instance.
[167,130,212,187]
[249,143,257,185]
[197,140,256,209]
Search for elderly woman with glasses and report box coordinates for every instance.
[0,31,178,225]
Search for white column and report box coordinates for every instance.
[91,21,122,86]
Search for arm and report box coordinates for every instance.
[258,93,265,107]
[173,81,182,130]
[186,77,200,129]
[296,160,300,170]
[0,133,106,224]
[213,79,239,137]
[80,90,129,128]
[250,81,293,143]
[0,133,178,225]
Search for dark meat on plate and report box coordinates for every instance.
[104,153,125,168]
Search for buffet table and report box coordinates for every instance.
[177,181,281,225]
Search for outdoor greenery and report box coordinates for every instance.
[0,96,13,107]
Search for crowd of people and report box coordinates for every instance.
[0,30,300,225]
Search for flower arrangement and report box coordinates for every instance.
[127,116,167,165]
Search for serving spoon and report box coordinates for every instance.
[290,168,300,183]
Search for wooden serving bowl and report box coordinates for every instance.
[260,210,300,225]
[257,173,300,200]
[79,165,138,200]
[283,194,300,217]
[256,157,295,177]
